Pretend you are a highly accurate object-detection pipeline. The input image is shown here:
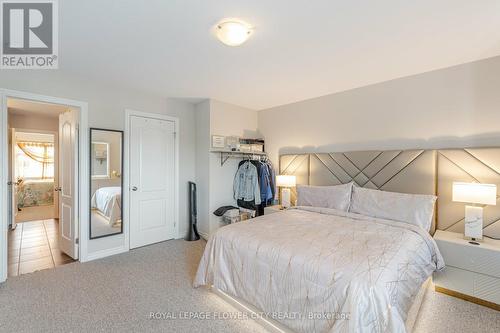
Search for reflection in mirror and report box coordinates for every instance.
[91,142,109,178]
[90,128,123,239]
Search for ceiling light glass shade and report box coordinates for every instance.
[452,182,497,205]
[216,20,252,46]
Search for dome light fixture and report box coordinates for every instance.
[215,19,253,46]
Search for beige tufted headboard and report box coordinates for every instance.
[280,148,500,238]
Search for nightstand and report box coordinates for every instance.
[433,230,500,310]
[264,205,284,215]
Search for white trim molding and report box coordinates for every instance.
[0,89,89,283]
[124,109,181,248]
[85,245,129,262]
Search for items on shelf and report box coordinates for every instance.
[210,137,266,166]
[239,138,265,153]
[211,135,265,153]
[225,136,240,151]
[211,135,226,149]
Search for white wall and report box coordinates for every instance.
[8,112,59,132]
[0,71,196,257]
[195,99,259,237]
[259,56,500,166]
[208,100,259,234]
[194,100,210,237]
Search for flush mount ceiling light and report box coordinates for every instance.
[215,19,253,46]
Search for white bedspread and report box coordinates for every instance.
[91,186,121,225]
[194,206,444,333]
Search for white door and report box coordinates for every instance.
[129,115,176,249]
[58,110,78,259]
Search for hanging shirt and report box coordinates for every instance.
[233,161,261,204]
[265,163,274,205]
[266,161,276,202]
[258,162,269,205]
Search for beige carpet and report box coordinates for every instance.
[0,239,499,333]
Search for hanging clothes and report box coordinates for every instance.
[233,161,261,204]
[235,158,276,216]
[263,160,276,205]
[259,164,271,204]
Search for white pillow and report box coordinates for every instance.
[349,187,437,231]
[296,182,353,211]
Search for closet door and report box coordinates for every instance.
[129,115,176,249]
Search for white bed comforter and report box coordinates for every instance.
[194,207,444,333]
[91,186,121,225]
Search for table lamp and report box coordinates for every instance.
[452,182,497,241]
[276,175,296,209]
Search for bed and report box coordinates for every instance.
[17,179,54,208]
[90,186,122,226]
[195,150,448,333]
[195,206,443,333]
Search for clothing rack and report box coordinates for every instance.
[233,153,276,217]
[211,150,268,166]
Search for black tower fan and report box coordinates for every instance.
[186,181,200,241]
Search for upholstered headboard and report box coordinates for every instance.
[280,148,500,238]
[437,148,500,238]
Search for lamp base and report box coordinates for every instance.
[281,188,291,209]
[464,205,483,241]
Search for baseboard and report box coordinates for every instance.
[84,246,128,262]
[177,229,188,240]
[435,286,500,311]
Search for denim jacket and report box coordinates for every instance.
[233,162,261,204]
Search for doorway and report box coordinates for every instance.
[7,99,78,276]
[0,91,89,282]
[11,129,58,225]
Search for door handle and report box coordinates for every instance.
[54,187,62,192]
[131,186,138,191]
[7,181,13,186]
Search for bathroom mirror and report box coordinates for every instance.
[89,128,123,239]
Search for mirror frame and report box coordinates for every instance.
[89,128,124,240]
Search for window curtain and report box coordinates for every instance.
[17,141,54,179]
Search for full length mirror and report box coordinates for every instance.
[90,128,123,239]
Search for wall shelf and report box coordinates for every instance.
[210,150,267,166]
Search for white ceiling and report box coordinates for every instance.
[16,132,54,143]
[8,99,68,118]
[60,0,500,110]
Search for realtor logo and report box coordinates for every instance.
[1,0,58,69]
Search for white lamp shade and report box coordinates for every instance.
[452,182,497,206]
[276,175,296,188]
